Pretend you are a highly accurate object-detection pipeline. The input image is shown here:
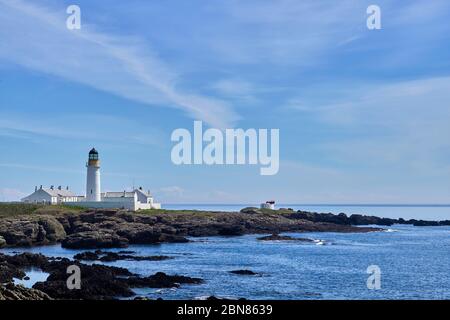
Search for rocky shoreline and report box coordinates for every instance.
[0,207,382,249]
[1,206,447,250]
[1,206,448,300]
[285,209,450,227]
[0,252,202,300]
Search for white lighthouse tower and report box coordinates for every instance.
[86,148,101,201]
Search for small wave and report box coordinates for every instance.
[384,228,399,233]
[155,287,177,294]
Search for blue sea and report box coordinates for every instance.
[2,205,450,300]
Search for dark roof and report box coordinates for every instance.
[89,148,98,155]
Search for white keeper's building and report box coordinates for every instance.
[21,148,161,211]
[21,186,82,205]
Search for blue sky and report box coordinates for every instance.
[1,0,450,204]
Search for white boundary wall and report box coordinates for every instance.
[64,201,161,211]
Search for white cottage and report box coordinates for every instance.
[21,186,79,205]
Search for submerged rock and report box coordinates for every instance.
[257,233,314,242]
[126,272,203,288]
[74,250,173,262]
[229,270,259,276]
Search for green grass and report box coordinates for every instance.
[137,208,221,217]
[0,203,290,218]
[0,203,84,217]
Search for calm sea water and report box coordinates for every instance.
[3,223,450,299]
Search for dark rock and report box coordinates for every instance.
[0,283,52,300]
[33,261,135,300]
[0,216,66,247]
[0,253,49,283]
[206,295,231,300]
[289,211,397,226]
[0,261,26,283]
[2,252,203,300]
[412,220,440,227]
[229,270,258,275]
[73,251,99,261]
[61,231,129,249]
[157,234,189,243]
[126,272,203,288]
[218,225,246,236]
[37,217,66,242]
[257,233,314,242]
[74,251,173,262]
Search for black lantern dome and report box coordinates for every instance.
[88,148,99,160]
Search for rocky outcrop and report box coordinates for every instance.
[0,252,203,300]
[229,270,259,275]
[35,264,203,300]
[32,260,136,300]
[74,250,173,262]
[0,283,52,300]
[284,210,450,227]
[61,231,129,249]
[125,272,203,288]
[257,233,315,242]
[0,215,66,247]
[0,208,383,249]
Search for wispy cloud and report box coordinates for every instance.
[0,0,238,128]
[0,187,26,201]
[202,0,367,65]
[0,162,130,179]
[0,112,164,146]
[287,76,450,175]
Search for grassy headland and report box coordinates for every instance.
[0,203,84,217]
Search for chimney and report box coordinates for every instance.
[58,186,62,190]
[50,185,54,190]
[35,186,37,192]
[66,186,69,190]
[40,185,43,190]
[139,186,143,190]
